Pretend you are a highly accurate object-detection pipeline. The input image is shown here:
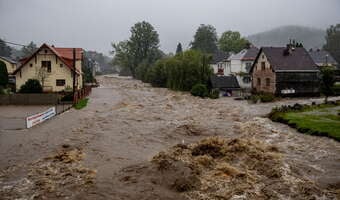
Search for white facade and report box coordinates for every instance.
[225,48,258,89]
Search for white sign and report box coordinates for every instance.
[26,107,56,128]
[281,89,296,94]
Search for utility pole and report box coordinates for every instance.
[72,48,76,104]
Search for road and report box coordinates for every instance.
[0,75,339,199]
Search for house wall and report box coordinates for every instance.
[211,62,227,75]
[16,47,83,92]
[276,72,320,95]
[0,58,16,74]
[252,52,276,93]
[227,59,254,89]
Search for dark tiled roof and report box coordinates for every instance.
[210,75,240,89]
[0,56,17,64]
[262,47,319,71]
[242,47,259,61]
[308,49,338,66]
[210,51,229,64]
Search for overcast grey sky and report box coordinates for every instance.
[0,0,339,55]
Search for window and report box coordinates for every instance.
[261,62,265,70]
[262,55,265,59]
[243,76,251,83]
[42,61,51,72]
[60,63,63,68]
[266,78,270,86]
[257,78,261,86]
[30,63,33,67]
[44,50,48,54]
[245,62,252,71]
[56,79,65,86]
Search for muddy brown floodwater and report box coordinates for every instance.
[0,75,339,199]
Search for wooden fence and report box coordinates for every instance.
[73,86,92,104]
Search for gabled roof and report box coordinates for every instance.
[0,56,17,64]
[251,47,319,72]
[210,51,229,64]
[308,49,338,66]
[227,47,259,61]
[14,43,83,75]
[242,47,259,61]
[210,75,240,89]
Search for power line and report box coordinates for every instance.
[0,40,28,47]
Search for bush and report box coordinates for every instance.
[259,93,275,102]
[74,98,89,110]
[191,84,208,98]
[19,79,43,93]
[209,89,220,99]
[146,60,168,87]
[250,95,260,103]
[250,93,275,103]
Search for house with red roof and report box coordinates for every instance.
[13,43,84,92]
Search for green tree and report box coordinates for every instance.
[320,67,336,103]
[19,79,43,93]
[112,21,161,78]
[324,24,340,63]
[191,24,218,54]
[0,60,8,88]
[111,40,133,76]
[21,41,38,57]
[167,50,213,91]
[146,59,168,87]
[129,21,160,78]
[176,43,183,54]
[0,39,12,57]
[218,31,249,53]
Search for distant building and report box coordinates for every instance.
[0,56,17,84]
[210,51,229,76]
[226,47,259,89]
[0,56,17,74]
[308,49,338,68]
[250,46,320,96]
[14,43,84,92]
[210,75,240,96]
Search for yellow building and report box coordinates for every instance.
[0,56,17,75]
[14,44,83,92]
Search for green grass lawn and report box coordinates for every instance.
[281,107,340,141]
[74,98,89,110]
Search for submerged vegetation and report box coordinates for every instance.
[269,102,340,141]
[74,98,89,110]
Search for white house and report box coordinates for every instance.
[210,51,229,76]
[226,47,259,89]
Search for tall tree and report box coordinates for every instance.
[191,24,218,54]
[320,66,336,103]
[0,39,12,57]
[176,42,183,54]
[21,41,38,57]
[112,21,161,78]
[111,40,133,76]
[324,24,340,63]
[218,31,249,53]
